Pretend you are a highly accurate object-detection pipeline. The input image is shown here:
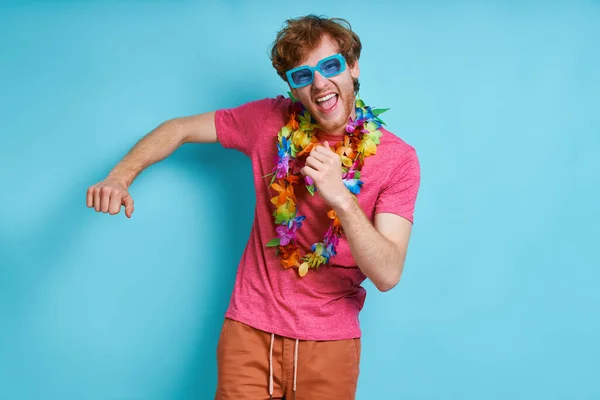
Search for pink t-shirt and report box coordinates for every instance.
[214,96,420,340]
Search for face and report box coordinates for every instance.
[289,35,360,136]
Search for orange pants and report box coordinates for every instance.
[215,318,361,400]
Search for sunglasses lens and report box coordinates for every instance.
[319,57,342,77]
[291,68,313,86]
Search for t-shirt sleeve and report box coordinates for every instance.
[375,147,421,223]
[214,97,280,157]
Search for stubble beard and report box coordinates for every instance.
[313,90,356,136]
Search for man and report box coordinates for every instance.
[86,15,420,400]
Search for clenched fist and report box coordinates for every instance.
[86,177,134,218]
[301,141,353,210]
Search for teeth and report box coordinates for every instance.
[316,93,336,103]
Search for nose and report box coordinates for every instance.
[312,70,328,90]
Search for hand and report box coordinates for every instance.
[86,176,134,218]
[301,141,352,209]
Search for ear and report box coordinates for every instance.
[349,60,360,79]
[289,85,299,99]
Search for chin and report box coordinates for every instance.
[310,104,350,134]
[317,118,346,134]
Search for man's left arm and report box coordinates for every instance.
[333,197,412,292]
[301,141,419,291]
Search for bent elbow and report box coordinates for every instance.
[375,274,401,292]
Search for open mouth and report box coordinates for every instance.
[315,93,338,113]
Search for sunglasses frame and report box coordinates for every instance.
[285,53,347,89]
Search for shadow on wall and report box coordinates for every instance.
[167,139,256,398]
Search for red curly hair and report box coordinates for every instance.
[270,15,362,93]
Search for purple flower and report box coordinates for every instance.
[276,225,295,246]
[275,156,290,178]
[276,215,306,246]
[324,226,339,249]
[346,116,369,136]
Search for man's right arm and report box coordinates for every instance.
[86,111,218,217]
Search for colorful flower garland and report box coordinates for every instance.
[266,94,388,277]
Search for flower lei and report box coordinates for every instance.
[265,94,389,277]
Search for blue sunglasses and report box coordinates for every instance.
[285,54,347,89]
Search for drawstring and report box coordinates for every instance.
[269,333,274,400]
[293,339,299,400]
[268,334,299,400]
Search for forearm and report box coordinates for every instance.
[108,119,185,188]
[332,195,404,292]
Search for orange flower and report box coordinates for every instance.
[279,244,301,268]
[335,136,355,162]
[285,175,301,185]
[327,209,342,231]
[271,180,297,205]
[287,110,299,131]
[297,140,318,157]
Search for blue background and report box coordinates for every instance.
[1,1,599,399]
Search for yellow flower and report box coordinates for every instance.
[340,155,353,167]
[365,121,378,131]
[271,198,296,224]
[303,251,326,269]
[358,137,377,157]
[292,129,312,148]
[298,262,309,277]
[278,126,291,140]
